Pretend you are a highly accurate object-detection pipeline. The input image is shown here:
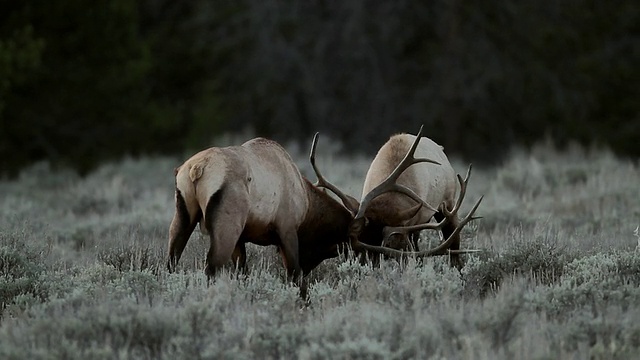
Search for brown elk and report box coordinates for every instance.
[310,125,483,269]
[167,137,357,280]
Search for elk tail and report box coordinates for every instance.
[189,162,205,183]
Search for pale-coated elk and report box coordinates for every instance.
[167,137,357,281]
[310,125,483,269]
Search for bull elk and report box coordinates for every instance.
[310,125,483,268]
[167,137,357,280]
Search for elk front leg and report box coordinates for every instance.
[435,211,464,270]
[409,232,420,251]
[278,231,310,301]
[232,241,247,273]
[277,229,302,282]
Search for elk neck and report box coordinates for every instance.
[299,179,353,246]
[296,179,354,273]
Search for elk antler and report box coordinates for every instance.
[354,125,441,220]
[351,195,484,258]
[382,215,448,241]
[351,163,484,259]
[382,164,476,240]
[442,164,474,219]
[310,133,360,214]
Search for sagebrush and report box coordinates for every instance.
[0,141,638,359]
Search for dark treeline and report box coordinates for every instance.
[0,0,638,175]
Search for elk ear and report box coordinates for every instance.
[397,203,422,222]
[174,166,181,176]
[343,194,360,215]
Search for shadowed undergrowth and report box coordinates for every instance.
[0,142,639,359]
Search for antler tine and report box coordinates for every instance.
[358,183,440,220]
[373,163,475,251]
[418,195,483,255]
[383,215,448,240]
[355,125,441,219]
[309,133,359,214]
[351,195,484,258]
[442,164,472,218]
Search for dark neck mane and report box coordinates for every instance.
[296,179,353,273]
[300,180,352,239]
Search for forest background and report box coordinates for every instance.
[1,0,638,176]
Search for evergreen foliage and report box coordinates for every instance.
[1,0,638,175]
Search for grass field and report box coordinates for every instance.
[1,137,639,359]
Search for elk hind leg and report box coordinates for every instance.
[277,229,302,281]
[167,190,201,272]
[204,222,245,278]
[203,188,248,278]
